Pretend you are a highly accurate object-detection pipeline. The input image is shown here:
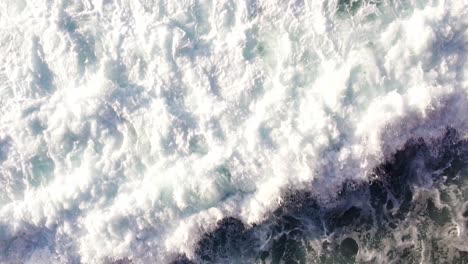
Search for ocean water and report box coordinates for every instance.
[0,0,467,263]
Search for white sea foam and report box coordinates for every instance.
[0,0,467,263]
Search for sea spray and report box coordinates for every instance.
[0,0,466,263]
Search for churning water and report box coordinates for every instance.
[0,0,467,263]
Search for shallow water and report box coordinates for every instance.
[0,0,467,263]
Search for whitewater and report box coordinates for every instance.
[0,0,467,263]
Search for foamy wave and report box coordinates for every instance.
[0,0,466,263]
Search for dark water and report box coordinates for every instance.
[172,127,468,263]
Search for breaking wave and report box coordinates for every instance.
[0,0,466,263]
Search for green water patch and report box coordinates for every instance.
[337,0,364,14]
[29,154,55,187]
[335,0,386,18]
